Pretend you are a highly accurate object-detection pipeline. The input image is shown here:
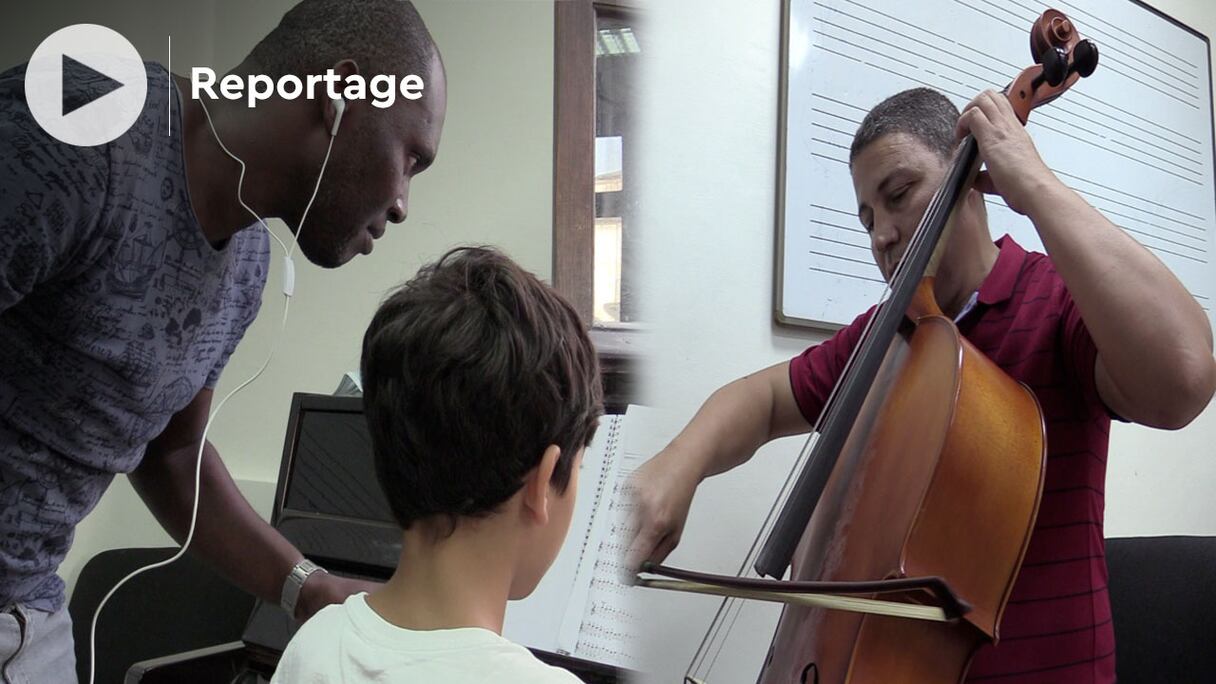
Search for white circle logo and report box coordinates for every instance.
[24,24,148,147]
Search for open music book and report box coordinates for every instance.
[501,404,666,670]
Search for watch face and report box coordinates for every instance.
[291,560,316,582]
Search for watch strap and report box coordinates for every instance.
[280,558,327,619]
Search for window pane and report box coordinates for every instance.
[594,10,640,326]
[595,136,623,193]
[593,217,623,322]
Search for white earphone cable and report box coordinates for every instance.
[86,95,339,684]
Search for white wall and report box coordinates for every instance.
[54,0,556,595]
[633,1,1216,682]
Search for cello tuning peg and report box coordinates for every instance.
[1040,46,1069,87]
[1070,39,1099,78]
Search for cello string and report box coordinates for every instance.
[705,594,749,677]
[686,596,728,680]
[686,595,732,677]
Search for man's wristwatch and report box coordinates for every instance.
[281,558,328,620]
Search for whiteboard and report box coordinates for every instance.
[775,0,1216,329]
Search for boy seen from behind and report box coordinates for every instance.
[273,247,603,683]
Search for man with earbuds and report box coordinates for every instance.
[0,1,446,680]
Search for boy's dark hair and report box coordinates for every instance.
[246,0,436,82]
[850,87,960,165]
[361,246,603,530]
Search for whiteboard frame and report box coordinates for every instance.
[772,0,1216,330]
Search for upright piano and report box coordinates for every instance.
[125,392,627,684]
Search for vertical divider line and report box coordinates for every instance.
[170,34,175,136]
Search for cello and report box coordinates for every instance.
[637,9,1100,683]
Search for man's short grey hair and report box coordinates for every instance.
[849,87,959,165]
[246,0,437,81]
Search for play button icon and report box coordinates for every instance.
[25,24,148,147]
[60,55,127,116]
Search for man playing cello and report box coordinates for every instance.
[627,87,1216,682]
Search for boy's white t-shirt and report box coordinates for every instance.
[271,593,583,683]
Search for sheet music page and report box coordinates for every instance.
[566,405,673,669]
[550,413,626,655]
[503,414,622,652]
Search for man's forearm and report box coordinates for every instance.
[668,363,809,479]
[129,440,301,606]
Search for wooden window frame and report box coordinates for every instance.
[553,0,597,324]
[553,0,642,409]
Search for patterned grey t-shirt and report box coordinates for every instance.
[0,62,270,611]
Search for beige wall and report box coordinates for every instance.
[33,0,557,594]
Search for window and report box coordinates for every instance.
[554,0,641,328]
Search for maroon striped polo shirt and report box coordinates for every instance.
[788,235,1116,683]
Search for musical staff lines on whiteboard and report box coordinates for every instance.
[809,0,1206,184]
[780,0,1215,328]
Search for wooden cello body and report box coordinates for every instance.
[756,283,1045,683]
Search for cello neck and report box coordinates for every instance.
[924,136,982,281]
